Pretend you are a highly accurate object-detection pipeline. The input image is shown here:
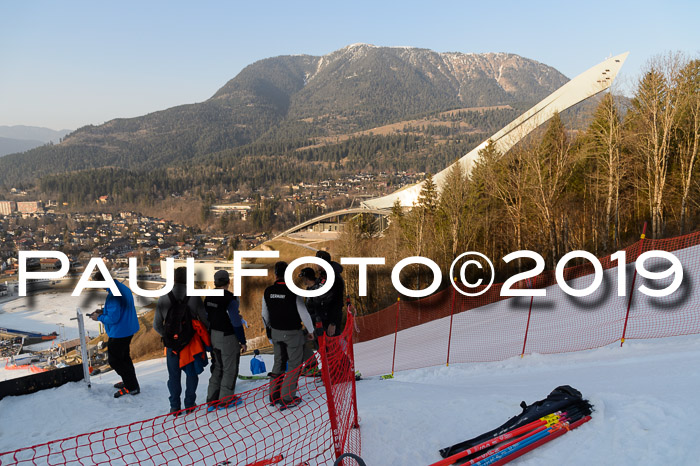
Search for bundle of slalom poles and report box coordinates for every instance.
[431,388,593,466]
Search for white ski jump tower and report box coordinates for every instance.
[361,52,629,210]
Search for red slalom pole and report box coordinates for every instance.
[465,412,583,466]
[464,425,549,465]
[429,413,563,466]
[487,415,592,466]
[621,222,647,347]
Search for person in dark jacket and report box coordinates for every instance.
[153,267,208,415]
[299,267,320,375]
[262,261,314,407]
[307,250,345,336]
[89,270,140,398]
[205,270,247,411]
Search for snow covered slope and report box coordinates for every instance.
[359,335,700,465]
[2,336,700,464]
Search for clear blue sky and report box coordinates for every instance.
[1,0,698,130]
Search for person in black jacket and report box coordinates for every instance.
[299,267,320,375]
[205,270,247,411]
[153,267,208,415]
[262,261,314,407]
[307,250,345,336]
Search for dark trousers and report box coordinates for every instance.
[270,328,305,403]
[207,330,241,403]
[107,335,139,391]
[166,348,198,410]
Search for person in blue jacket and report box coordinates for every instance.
[89,270,141,398]
[250,349,266,375]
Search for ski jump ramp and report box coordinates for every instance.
[362,52,629,209]
[279,53,628,236]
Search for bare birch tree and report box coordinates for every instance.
[675,58,700,234]
[587,93,624,249]
[475,139,529,269]
[526,113,577,266]
[627,54,685,238]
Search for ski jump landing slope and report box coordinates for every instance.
[362,53,629,209]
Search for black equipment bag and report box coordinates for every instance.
[439,385,592,459]
[162,292,194,352]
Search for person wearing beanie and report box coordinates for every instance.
[298,267,321,376]
[205,269,247,411]
[307,250,345,337]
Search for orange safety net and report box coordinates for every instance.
[0,314,360,466]
[354,230,700,376]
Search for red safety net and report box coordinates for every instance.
[354,229,700,376]
[0,314,360,466]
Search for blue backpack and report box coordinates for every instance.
[250,356,266,375]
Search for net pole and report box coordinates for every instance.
[446,278,456,367]
[345,306,360,429]
[391,297,400,376]
[319,332,342,460]
[75,308,91,388]
[620,221,647,347]
[521,297,534,358]
[520,277,534,358]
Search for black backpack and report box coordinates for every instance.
[439,385,592,459]
[163,292,194,352]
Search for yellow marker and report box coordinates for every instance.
[640,234,646,239]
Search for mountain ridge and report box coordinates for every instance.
[0,125,72,143]
[0,45,569,185]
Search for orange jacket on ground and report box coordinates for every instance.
[178,319,211,374]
